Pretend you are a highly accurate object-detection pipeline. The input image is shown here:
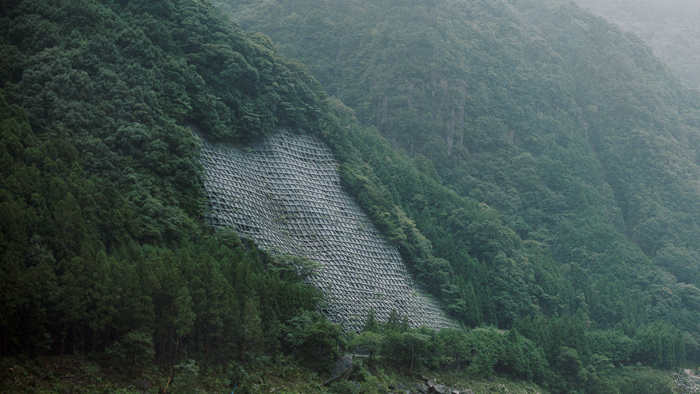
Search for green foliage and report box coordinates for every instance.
[105,328,155,374]
[284,310,345,371]
[619,372,674,394]
[632,321,685,369]
[171,359,199,394]
[215,0,700,391]
[361,308,380,333]
[0,109,321,363]
[4,0,700,393]
[350,331,384,364]
[328,380,360,394]
[350,319,550,385]
[329,122,541,328]
[0,0,330,372]
[221,0,700,326]
[586,330,634,366]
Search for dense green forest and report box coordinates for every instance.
[222,0,700,390]
[2,0,700,392]
[221,0,700,324]
[0,0,343,391]
[573,0,700,91]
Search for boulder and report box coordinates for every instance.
[323,355,354,385]
[332,355,353,376]
[415,382,429,393]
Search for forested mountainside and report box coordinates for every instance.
[572,0,700,91]
[0,0,558,392]
[221,0,700,325]
[0,0,336,382]
[1,0,699,392]
[223,0,700,387]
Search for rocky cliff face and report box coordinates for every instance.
[198,129,454,331]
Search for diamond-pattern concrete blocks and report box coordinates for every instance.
[198,129,455,332]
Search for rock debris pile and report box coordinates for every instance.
[677,371,700,393]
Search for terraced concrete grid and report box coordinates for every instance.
[198,129,455,332]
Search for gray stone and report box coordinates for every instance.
[331,355,353,377]
[323,355,354,385]
[429,384,446,394]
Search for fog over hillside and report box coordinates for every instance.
[573,0,700,90]
[5,0,700,391]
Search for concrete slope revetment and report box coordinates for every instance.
[198,129,455,332]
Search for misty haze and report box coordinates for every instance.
[3,0,700,393]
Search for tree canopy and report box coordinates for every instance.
[3,0,700,392]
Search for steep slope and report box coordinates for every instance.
[0,0,335,366]
[3,0,699,391]
[221,0,700,355]
[0,0,472,354]
[198,128,453,331]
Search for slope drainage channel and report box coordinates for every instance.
[198,129,454,332]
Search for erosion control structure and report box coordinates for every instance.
[199,129,454,332]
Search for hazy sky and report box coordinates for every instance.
[573,0,700,89]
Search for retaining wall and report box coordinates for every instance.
[198,129,455,332]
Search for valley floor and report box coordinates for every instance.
[0,354,549,394]
[8,354,700,394]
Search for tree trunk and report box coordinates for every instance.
[174,337,180,363]
[1,326,7,355]
[205,332,210,370]
[59,332,66,369]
